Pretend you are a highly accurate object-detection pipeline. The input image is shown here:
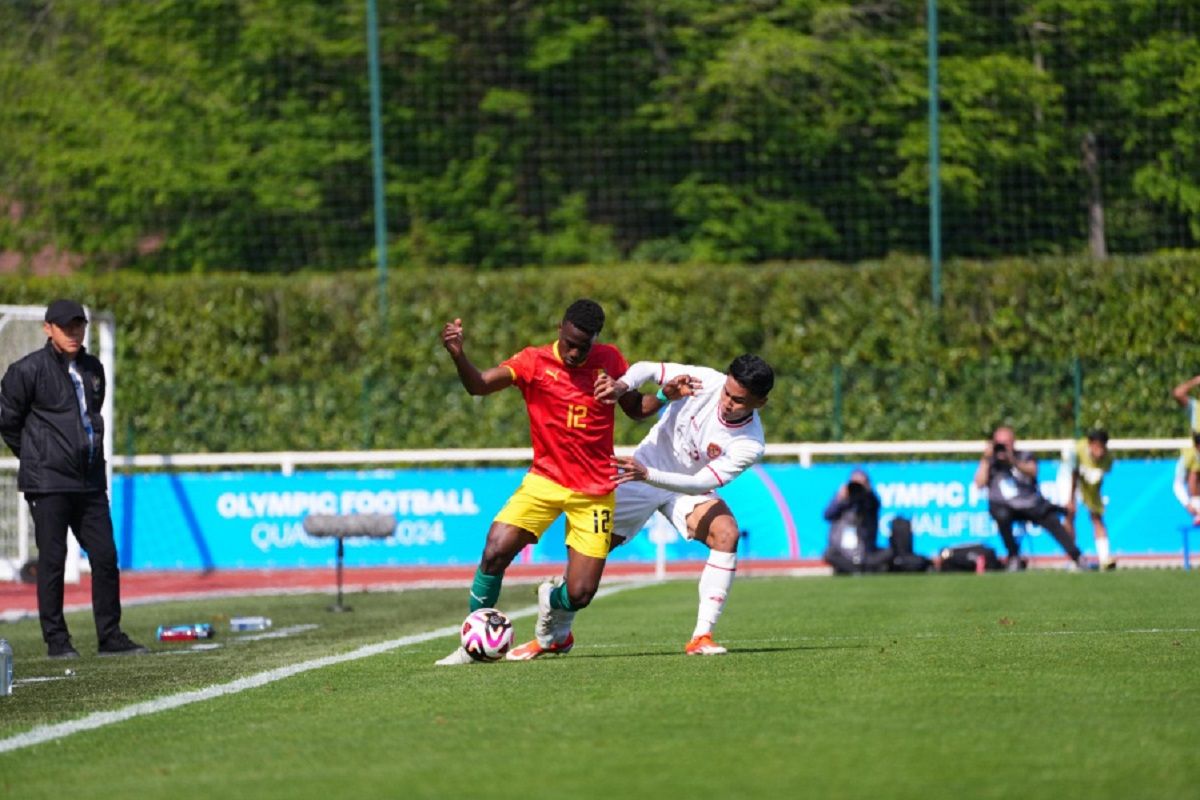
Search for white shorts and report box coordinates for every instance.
[612,480,718,543]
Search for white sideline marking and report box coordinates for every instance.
[0,581,648,755]
[157,645,224,655]
[231,623,319,642]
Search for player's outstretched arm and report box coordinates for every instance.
[603,372,700,420]
[617,390,660,420]
[441,318,513,396]
[615,361,710,396]
[610,441,762,494]
[1171,375,1200,408]
[610,455,649,484]
[609,455,732,493]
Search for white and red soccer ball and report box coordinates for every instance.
[460,608,514,662]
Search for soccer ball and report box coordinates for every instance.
[460,608,514,662]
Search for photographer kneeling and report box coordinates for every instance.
[823,468,891,575]
[974,426,1087,572]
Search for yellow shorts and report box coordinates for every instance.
[1079,482,1105,516]
[493,473,614,559]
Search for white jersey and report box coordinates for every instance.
[620,361,766,494]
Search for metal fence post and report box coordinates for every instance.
[1073,356,1083,438]
[833,364,844,442]
[927,0,942,311]
[366,0,388,335]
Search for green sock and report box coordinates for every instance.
[549,582,577,611]
[469,568,503,611]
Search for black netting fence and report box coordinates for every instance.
[1,0,1197,272]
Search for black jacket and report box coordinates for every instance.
[0,341,107,492]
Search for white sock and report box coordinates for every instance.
[692,550,737,639]
[1096,537,1110,565]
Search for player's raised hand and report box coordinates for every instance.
[441,318,465,357]
[610,455,648,484]
[663,374,703,401]
[595,373,628,404]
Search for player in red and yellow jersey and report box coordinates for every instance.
[436,299,659,665]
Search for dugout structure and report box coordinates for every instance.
[0,305,115,582]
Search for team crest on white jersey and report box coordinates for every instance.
[707,442,723,459]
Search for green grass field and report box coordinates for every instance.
[1,570,1198,799]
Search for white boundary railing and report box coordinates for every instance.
[1,437,1185,476]
[765,437,1190,467]
[1,438,1189,580]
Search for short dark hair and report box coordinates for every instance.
[728,354,774,398]
[1086,428,1109,444]
[562,299,605,337]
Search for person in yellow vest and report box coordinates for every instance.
[1063,429,1116,570]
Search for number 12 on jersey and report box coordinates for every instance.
[566,403,588,429]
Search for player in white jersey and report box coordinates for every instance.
[506,354,774,660]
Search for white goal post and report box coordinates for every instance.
[0,305,115,582]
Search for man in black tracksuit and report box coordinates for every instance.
[0,299,147,658]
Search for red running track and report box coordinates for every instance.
[0,560,827,619]
[6,555,1176,620]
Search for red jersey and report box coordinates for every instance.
[502,341,629,496]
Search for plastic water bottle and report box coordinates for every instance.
[230,616,272,632]
[0,638,13,697]
[156,623,214,641]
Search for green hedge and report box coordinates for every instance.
[2,254,1198,454]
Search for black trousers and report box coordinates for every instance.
[990,502,1081,562]
[27,491,123,646]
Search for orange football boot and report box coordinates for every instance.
[685,633,728,656]
[506,632,575,661]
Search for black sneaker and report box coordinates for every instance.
[98,633,150,657]
[48,640,81,659]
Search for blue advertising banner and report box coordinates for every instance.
[110,459,1188,570]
